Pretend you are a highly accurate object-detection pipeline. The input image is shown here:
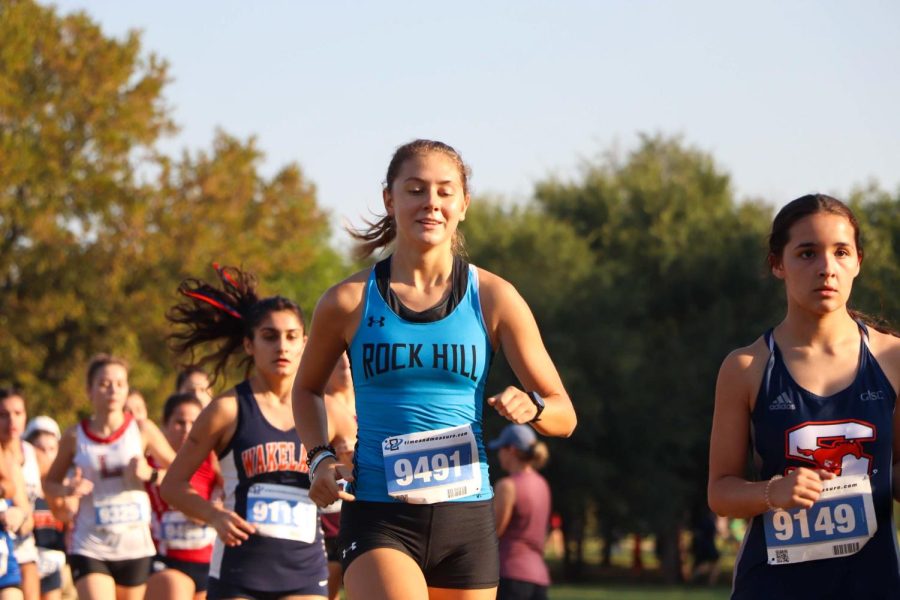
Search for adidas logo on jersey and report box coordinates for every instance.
[769,392,796,411]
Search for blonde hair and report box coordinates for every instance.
[514,440,549,470]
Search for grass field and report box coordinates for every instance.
[550,585,729,599]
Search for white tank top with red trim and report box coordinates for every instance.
[70,415,155,560]
[12,441,41,564]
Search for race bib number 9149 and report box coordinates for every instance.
[763,474,876,565]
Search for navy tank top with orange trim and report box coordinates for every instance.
[209,381,327,593]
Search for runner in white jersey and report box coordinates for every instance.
[44,354,176,600]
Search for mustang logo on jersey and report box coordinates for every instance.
[241,441,308,478]
[797,438,864,475]
[786,420,876,476]
[360,342,480,382]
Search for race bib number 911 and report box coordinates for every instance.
[245,483,317,543]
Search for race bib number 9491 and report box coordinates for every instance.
[382,424,482,504]
[763,474,876,565]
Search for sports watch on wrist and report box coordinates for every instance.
[527,390,546,423]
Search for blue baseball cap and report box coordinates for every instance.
[488,424,536,452]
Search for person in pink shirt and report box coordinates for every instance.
[490,425,551,600]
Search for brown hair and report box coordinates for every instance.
[0,388,22,401]
[768,194,895,335]
[349,139,471,259]
[768,194,863,268]
[175,366,208,393]
[86,354,130,388]
[167,265,305,384]
[162,392,204,425]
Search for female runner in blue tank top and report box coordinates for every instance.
[161,265,348,600]
[293,139,577,600]
[709,194,900,599]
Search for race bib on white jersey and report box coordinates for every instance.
[764,474,877,565]
[0,537,7,578]
[159,511,216,550]
[36,549,66,578]
[382,424,482,504]
[93,491,151,532]
[245,483,317,543]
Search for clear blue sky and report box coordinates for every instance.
[52,0,900,232]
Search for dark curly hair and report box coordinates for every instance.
[167,264,305,384]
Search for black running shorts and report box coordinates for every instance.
[68,554,153,587]
[338,500,499,589]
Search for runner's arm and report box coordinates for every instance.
[708,349,831,518]
[7,454,33,536]
[294,283,360,506]
[0,448,16,501]
[159,394,232,519]
[480,272,576,437]
[42,427,82,523]
[140,418,176,469]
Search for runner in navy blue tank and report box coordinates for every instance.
[293,139,577,600]
[709,194,900,599]
[162,265,344,600]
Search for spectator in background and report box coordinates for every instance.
[545,513,564,560]
[688,505,720,586]
[491,424,551,600]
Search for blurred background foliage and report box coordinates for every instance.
[2,0,898,583]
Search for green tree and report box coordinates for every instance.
[0,0,347,422]
[468,135,782,582]
[849,184,900,328]
[541,136,783,583]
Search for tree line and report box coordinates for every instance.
[3,0,899,583]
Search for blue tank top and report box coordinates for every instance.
[733,324,900,599]
[210,381,327,592]
[347,263,494,503]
